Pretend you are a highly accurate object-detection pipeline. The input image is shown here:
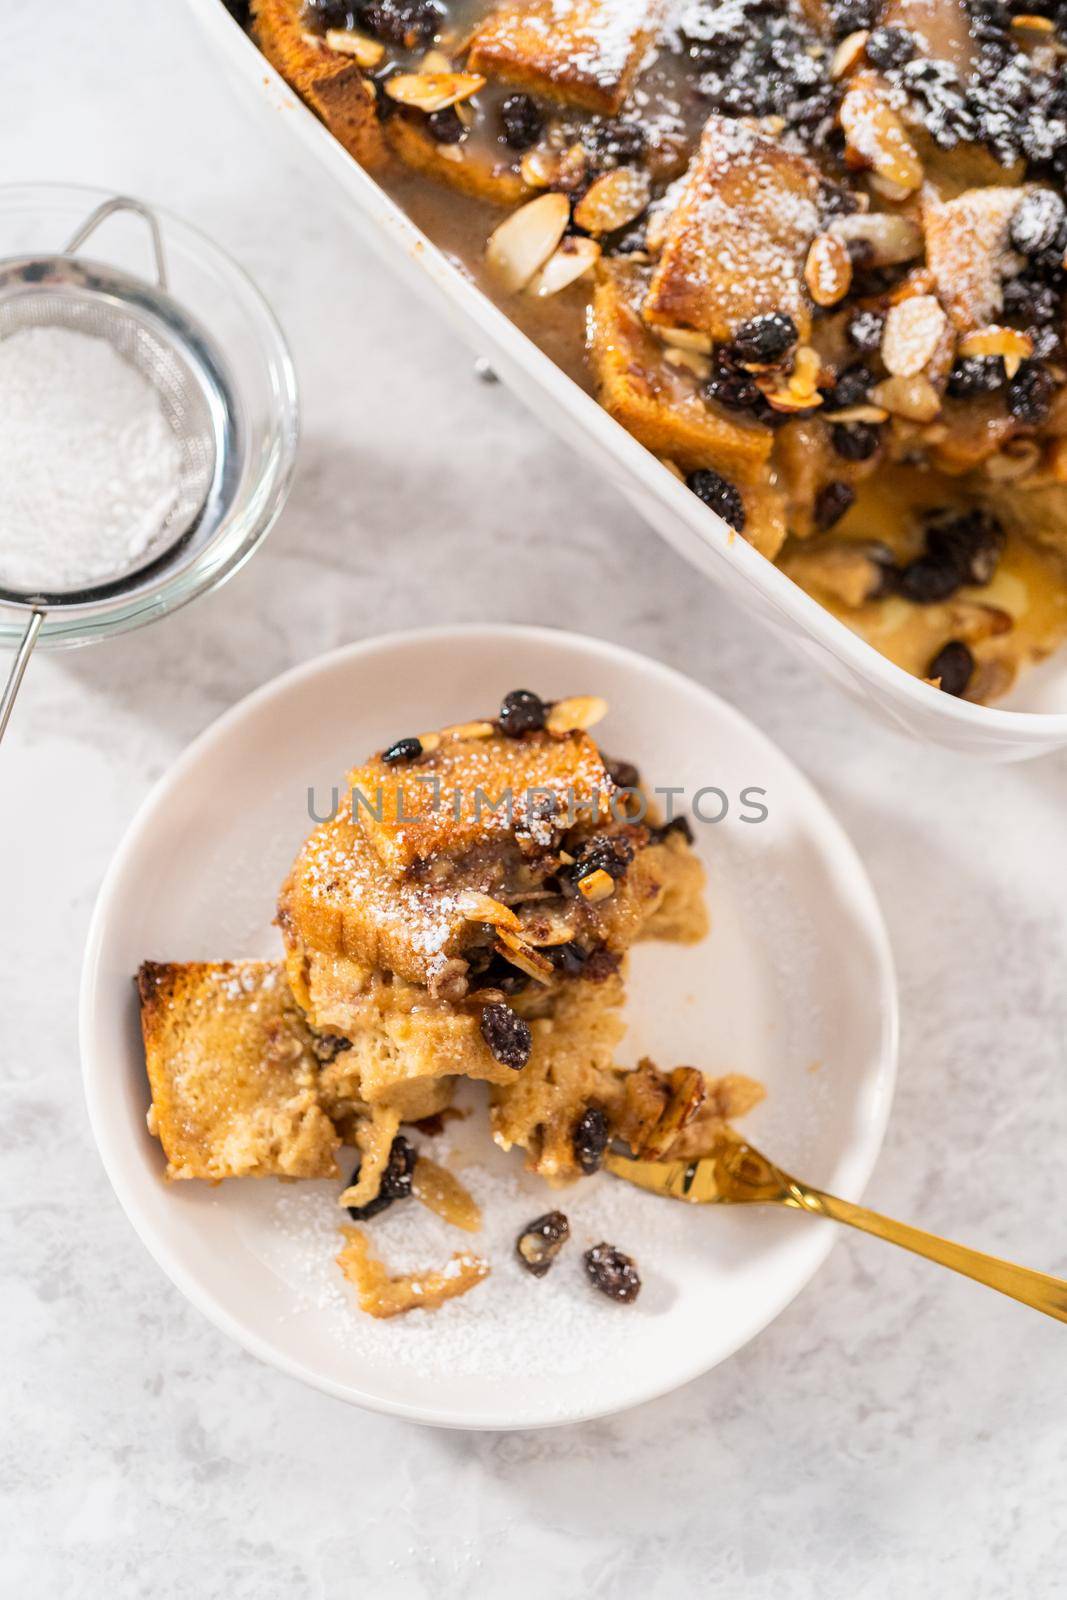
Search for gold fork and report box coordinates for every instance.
[606,1136,1067,1322]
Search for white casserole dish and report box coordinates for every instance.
[185,0,1067,760]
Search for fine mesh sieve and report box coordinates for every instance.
[0,195,241,740]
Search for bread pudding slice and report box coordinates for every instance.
[642,117,823,346]
[466,0,660,114]
[138,961,341,1180]
[251,0,387,169]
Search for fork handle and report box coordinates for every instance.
[792,1185,1067,1323]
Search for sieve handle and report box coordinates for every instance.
[63,196,168,291]
[0,610,44,744]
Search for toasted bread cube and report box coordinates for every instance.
[921,184,1028,333]
[385,116,530,205]
[350,725,610,875]
[467,0,659,113]
[252,0,388,169]
[138,961,340,1181]
[589,260,787,558]
[590,261,773,476]
[643,116,822,344]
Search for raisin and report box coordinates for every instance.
[686,468,746,531]
[1010,191,1067,259]
[516,1211,570,1277]
[831,422,881,461]
[480,1001,532,1070]
[355,0,442,46]
[826,363,874,409]
[584,1242,641,1303]
[818,180,859,223]
[925,508,1004,585]
[345,1136,417,1220]
[426,106,465,144]
[1003,275,1062,330]
[571,1107,610,1174]
[1007,362,1054,425]
[547,941,588,977]
[927,639,974,697]
[896,558,963,604]
[586,119,646,167]
[723,312,798,366]
[574,833,635,882]
[221,0,251,20]
[814,480,856,530]
[382,735,422,764]
[498,688,546,736]
[499,93,544,149]
[865,24,917,67]
[704,363,765,413]
[606,756,640,789]
[654,814,695,845]
[846,309,886,355]
[947,356,1005,397]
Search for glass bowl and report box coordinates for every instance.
[0,182,299,650]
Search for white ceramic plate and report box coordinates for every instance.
[81,626,897,1429]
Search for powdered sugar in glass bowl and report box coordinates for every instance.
[0,183,298,651]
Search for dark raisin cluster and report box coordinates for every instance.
[676,0,835,139]
[686,468,747,531]
[896,509,1005,604]
[573,833,635,884]
[480,1001,532,1070]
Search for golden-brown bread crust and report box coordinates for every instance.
[138,960,340,1180]
[643,116,822,345]
[589,260,788,559]
[467,0,660,114]
[385,117,531,206]
[251,0,388,169]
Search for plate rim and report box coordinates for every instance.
[79,623,899,1429]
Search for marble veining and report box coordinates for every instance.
[2,2,1066,1594]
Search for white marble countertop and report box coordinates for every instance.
[3,3,1067,1594]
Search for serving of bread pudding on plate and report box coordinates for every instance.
[137,689,762,1317]
[241,0,1067,704]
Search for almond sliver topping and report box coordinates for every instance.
[805,233,853,307]
[828,212,922,266]
[572,167,651,236]
[958,325,1034,377]
[870,373,942,422]
[881,295,949,377]
[486,192,571,293]
[385,72,485,113]
[840,86,923,193]
[527,236,601,297]
[455,891,521,932]
[324,28,386,65]
[545,694,608,734]
[577,868,615,903]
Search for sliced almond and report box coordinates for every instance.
[958,324,1034,377]
[881,295,949,377]
[831,29,870,79]
[577,868,615,903]
[455,891,521,932]
[545,694,608,734]
[870,373,942,422]
[440,718,496,741]
[527,235,601,297]
[420,48,453,72]
[486,192,571,293]
[840,85,923,194]
[1011,12,1055,29]
[493,930,554,984]
[556,143,590,192]
[664,347,712,380]
[385,72,485,113]
[411,1158,482,1232]
[660,327,714,354]
[572,167,651,236]
[804,233,853,308]
[789,345,823,399]
[828,211,922,266]
[823,404,890,423]
[640,1066,707,1159]
[520,147,560,189]
[324,28,386,66]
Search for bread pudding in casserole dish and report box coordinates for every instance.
[215,0,1065,718]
